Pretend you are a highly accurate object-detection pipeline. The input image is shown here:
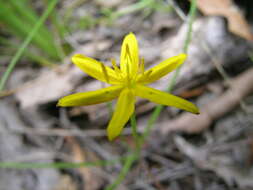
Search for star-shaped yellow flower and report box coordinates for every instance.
[58,33,199,140]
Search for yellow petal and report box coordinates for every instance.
[57,85,123,107]
[72,54,120,84]
[135,85,199,114]
[120,33,139,77]
[137,54,187,84]
[107,89,135,141]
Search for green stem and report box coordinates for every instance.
[0,0,59,91]
[106,1,197,189]
[105,154,138,190]
[106,101,114,117]
[140,105,163,145]
[105,114,140,190]
[130,113,141,151]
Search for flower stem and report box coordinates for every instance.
[105,153,138,190]
[140,104,163,145]
[130,113,141,150]
[105,114,141,190]
[106,1,197,189]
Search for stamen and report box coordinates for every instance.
[100,62,109,83]
[111,58,123,81]
[111,58,121,73]
[139,57,145,74]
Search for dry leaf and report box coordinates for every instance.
[53,175,78,190]
[15,64,83,108]
[66,137,104,190]
[196,0,253,41]
[175,136,253,187]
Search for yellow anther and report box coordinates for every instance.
[111,58,121,73]
[139,57,145,74]
[111,58,123,81]
[100,62,109,83]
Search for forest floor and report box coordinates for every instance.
[0,0,253,190]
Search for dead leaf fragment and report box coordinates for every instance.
[196,0,253,41]
[15,63,83,109]
[175,136,253,187]
[66,137,104,190]
[53,175,77,190]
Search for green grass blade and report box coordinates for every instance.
[0,35,56,67]
[0,0,59,91]
[0,2,60,59]
[8,0,56,42]
[0,161,110,169]
[0,155,133,169]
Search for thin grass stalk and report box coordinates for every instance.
[0,155,134,169]
[9,0,54,42]
[0,37,55,67]
[105,154,138,190]
[130,113,141,150]
[0,0,59,91]
[104,114,140,189]
[0,1,60,59]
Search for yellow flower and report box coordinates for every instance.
[58,33,199,140]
